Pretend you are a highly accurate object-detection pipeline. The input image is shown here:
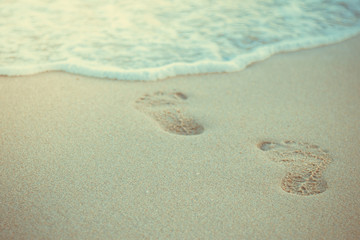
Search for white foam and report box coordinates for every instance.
[1,0,359,80]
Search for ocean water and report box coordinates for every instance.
[1,0,360,81]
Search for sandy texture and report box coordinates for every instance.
[1,35,360,239]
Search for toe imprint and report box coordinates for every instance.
[258,140,331,196]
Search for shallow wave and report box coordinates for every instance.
[1,0,360,80]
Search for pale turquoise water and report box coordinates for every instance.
[1,0,359,80]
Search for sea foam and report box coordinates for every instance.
[1,0,360,80]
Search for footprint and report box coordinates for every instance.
[258,140,331,196]
[135,91,204,135]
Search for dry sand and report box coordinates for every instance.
[1,35,360,239]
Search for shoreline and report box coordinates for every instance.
[1,35,360,239]
[1,32,360,82]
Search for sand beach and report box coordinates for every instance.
[1,35,360,239]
